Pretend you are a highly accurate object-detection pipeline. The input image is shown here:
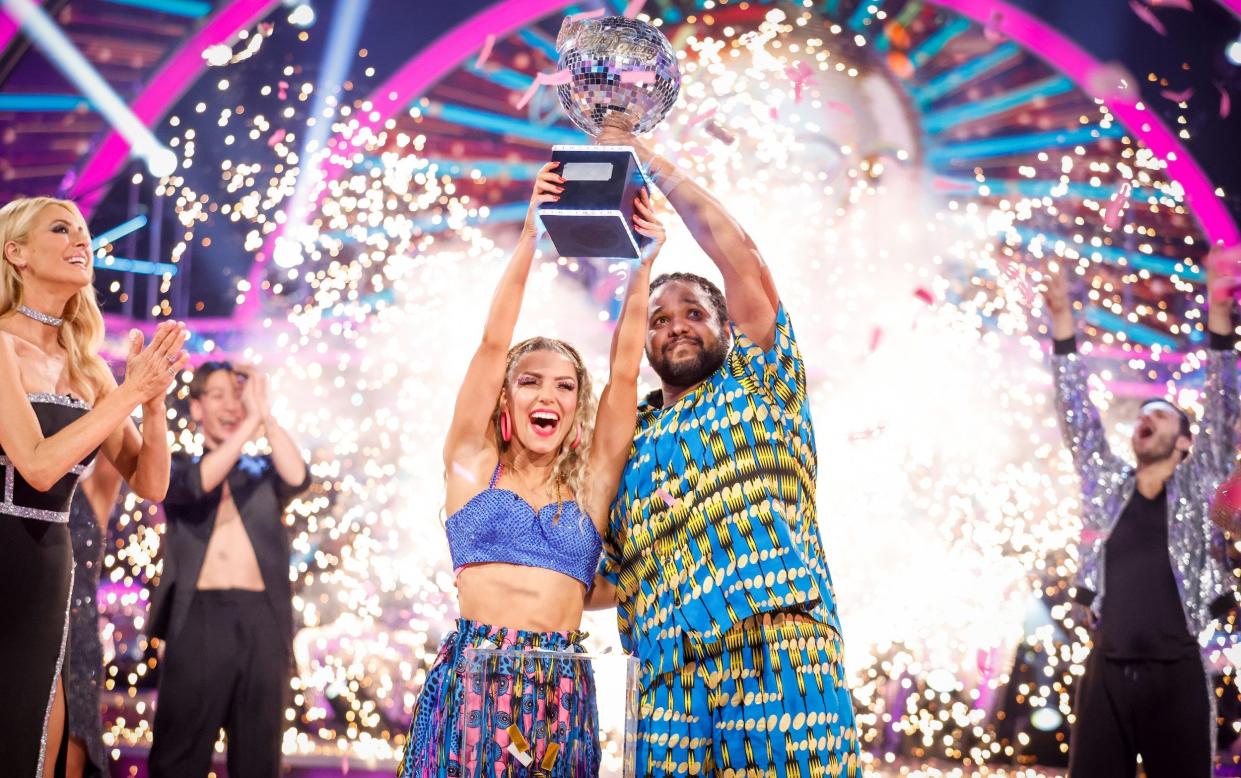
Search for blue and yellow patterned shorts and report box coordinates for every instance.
[637,612,862,777]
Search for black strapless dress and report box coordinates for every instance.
[0,393,97,777]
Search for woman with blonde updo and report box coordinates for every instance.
[0,197,188,776]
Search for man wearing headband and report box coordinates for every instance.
[148,362,310,778]
[1043,257,1238,778]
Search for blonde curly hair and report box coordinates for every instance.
[0,197,111,401]
[493,337,596,523]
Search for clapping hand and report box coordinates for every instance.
[122,321,188,406]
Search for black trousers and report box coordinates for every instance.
[1068,651,1212,778]
[149,589,289,778]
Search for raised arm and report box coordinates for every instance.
[0,320,186,493]
[442,163,564,471]
[1192,247,1239,480]
[585,189,665,536]
[597,119,778,349]
[240,370,306,488]
[1042,264,1125,488]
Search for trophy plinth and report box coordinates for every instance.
[538,145,651,260]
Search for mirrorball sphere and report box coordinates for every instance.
[555,16,681,136]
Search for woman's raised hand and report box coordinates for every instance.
[521,161,564,239]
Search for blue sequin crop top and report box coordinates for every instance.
[445,463,602,588]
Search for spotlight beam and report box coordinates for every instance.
[1,0,176,176]
[274,0,373,269]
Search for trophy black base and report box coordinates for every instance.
[538,145,652,259]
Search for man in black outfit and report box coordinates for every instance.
[1044,259,1238,777]
[148,362,310,778]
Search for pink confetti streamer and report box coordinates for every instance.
[1160,86,1193,103]
[1129,0,1167,35]
[847,425,886,442]
[622,0,646,18]
[825,100,854,117]
[1146,0,1192,9]
[266,128,286,148]
[566,8,605,22]
[913,287,934,305]
[655,488,676,507]
[769,106,779,120]
[474,33,496,69]
[514,69,573,110]
[868,326,883,353]
[1103,181,1132,230]
[983,10,1005,42]
[687,106,717,125]
[1080,528,1103,544]
[620,70,656,84]
[277,80,288,100]
[1219,83,1232,118]
[784,61,814,103]
[703,120,736,145]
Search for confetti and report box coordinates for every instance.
[1160,86,1193,103]
[1146,0,1192,9]
[687,105,717,125]
[1103,181,1132,230]
[914,287,934,305]
[1219,83,1232,118]
[514,69,572,110]
[983,10,1005,42]
[655,487,676,507]
[868,326,883,353]
[848,425,886,442]
[474,33,496,68]
[622,0,646,18]
[784,60,814,103]
[620,70,657,84]
[1129,0,1167,34]
[565,8,605,23]
[703,120,736,145]
[825,100,854,117]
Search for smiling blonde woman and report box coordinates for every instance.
[0,196,189,777]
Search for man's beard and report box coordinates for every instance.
[1135,434,1180,466]
[649,336,729,389]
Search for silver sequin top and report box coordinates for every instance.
[1052,347,1239,636]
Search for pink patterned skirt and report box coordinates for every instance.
[399,618,600,777]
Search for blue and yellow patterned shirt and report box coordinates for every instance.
[602,304,843,684]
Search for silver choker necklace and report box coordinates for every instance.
[16,305,64,327]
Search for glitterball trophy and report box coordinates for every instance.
[538,15,681,259]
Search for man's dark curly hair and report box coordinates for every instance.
[649,272,730,338]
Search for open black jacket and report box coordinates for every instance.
[149,451,311,643]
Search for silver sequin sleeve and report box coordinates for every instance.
[1051,345,1239,636]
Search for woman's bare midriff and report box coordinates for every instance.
[455,563,587,633]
